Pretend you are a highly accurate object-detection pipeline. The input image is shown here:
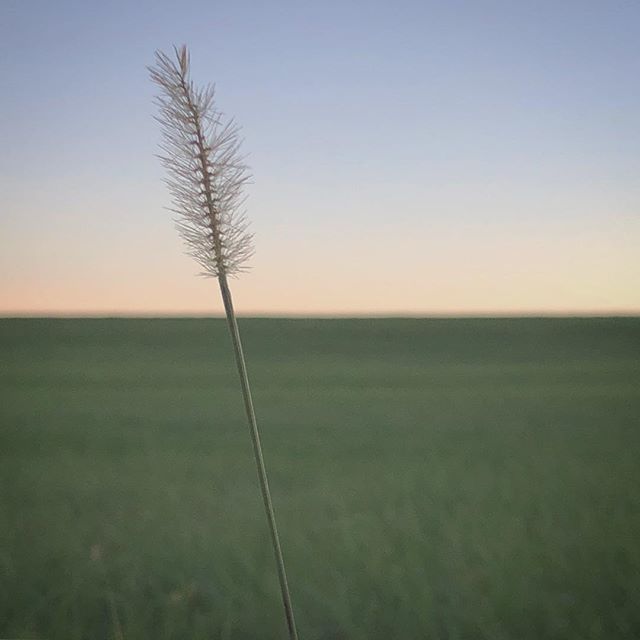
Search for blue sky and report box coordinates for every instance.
[1,0,639,314]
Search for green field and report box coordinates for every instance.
[1,317,639,639]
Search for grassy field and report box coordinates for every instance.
[1,317,639,640]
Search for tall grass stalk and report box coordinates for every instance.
[149,45,299,640]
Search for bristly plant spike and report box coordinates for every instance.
[149,45,299,640]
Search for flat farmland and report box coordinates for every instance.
[1,317,639,639]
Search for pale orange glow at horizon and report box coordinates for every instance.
[2,190,639,316]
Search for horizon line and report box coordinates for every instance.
[1,311,639,320]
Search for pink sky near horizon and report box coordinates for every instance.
[2,193,638,316]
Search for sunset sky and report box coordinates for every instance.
[1,0,639,315]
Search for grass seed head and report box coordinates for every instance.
[149,45,254,278]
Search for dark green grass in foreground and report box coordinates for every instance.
[1,317,639,640]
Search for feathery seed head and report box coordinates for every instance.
[149,45,253,278]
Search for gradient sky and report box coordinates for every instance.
[1,0,639,315]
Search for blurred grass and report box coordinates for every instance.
[1,317,639,639]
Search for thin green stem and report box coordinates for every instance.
[218,273,299,640]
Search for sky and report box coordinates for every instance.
[1,0,639,316]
